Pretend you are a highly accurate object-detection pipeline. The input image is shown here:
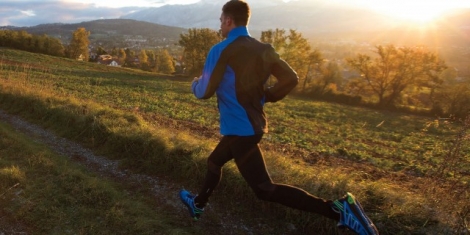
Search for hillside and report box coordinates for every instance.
[0,48,469,234]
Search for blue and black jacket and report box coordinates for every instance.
[192,26,298,136]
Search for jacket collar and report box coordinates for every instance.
[227,26,250,39]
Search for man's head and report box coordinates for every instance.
[220,0,250,38]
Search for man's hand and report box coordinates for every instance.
[193,76,201,82]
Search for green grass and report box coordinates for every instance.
[0,48,469,234]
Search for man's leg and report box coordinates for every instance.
[194,135,235,207]
[232,134,340,221]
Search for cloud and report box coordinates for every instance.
[66,0,196,8]
[0,1,145,27]
[20,10,36,17]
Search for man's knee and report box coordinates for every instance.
[207,159,222,175]
[254,181,276,201]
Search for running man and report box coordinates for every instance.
[179,1,379,234]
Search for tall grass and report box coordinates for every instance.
[0,121,190,234]
[0,48,468,234]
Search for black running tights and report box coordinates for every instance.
[194,134,339,221]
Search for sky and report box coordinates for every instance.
[73,0,200,8]
[0,0,201,27]
[1,0,470,27]
[337,0,470,22]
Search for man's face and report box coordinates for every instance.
[219,13,231,38]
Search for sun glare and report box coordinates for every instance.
[381,6,446,23]
[355,0,460,23]
[387,7,443,23]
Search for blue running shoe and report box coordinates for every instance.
[179,190,204,221]
[332,192,379,235]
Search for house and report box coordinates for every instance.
[77,54,85,61]
[107,60,120,67]
[98,54,113,60]
[97,59,121,67]
[97,54,121,67]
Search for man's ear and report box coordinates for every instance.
[226,16,234,26]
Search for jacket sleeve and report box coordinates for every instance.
[264,47,299,102]
[192,47,219,99]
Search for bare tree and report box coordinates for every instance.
[347,45,446,107]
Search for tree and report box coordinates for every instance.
[260,29,318,92]
[344,77,372,97]
[179,28,221,76]
[0,29,65,57]
[139,49,150,71]
[158,49,175,74]
[31,34,46,53]
[432,83,470,117]
[16,30,32,51]
[260,29,287,86]
[146,50,156,67]
[68,27,90,61]
[0,30,7,47]
[302,49,324,92]
[153,53,160,73]
[124,48,136,67]
[44,36,65,57]
[96,46,107,55]
[283,30,311,83]
[318,61,343,94]
[118,48,126,65]
[260,28,286,52]
[430,68,469,117]
[347,45,447,107]
[110,47,118,57]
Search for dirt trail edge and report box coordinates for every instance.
[0,109,290,235]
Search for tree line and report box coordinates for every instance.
[0,29,65,57]
[1,28,176,74]
[178,28,469,118]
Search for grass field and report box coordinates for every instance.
[0,48,469,234]
[0,113,201,234]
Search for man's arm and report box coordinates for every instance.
[264,48,299,102]
[192,47,219,99]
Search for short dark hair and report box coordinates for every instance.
[222,0,250,26]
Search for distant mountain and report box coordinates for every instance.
[121,0,394,33]
[121,1,470,47]
[119,0,293,30]
[4,19,187,47]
